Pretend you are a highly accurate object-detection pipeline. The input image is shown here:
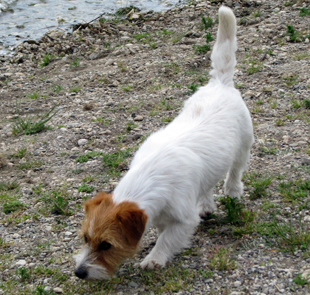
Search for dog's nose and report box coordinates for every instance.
[75,267,88,279]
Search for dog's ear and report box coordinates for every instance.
[116,202,148,247]
[84,191,112,215]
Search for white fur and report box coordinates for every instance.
[74,245,111,280]
[112,6,254,269]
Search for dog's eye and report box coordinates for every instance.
[98,241,112,251]
[84,235,88,243]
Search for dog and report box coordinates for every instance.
[74,6,254,280]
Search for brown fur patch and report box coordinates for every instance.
[81,191,148,274]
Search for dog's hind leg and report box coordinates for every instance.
[140,218,199,269]
[224,148,251,199]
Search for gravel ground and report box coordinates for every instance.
[1,0,310,294]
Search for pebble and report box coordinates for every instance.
[134,115,144,121]
[53,287,64,293]
[16,260,27,266]
[77,139,88,146]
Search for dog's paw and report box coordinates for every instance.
[140,256,166,270]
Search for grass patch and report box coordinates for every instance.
[187,83,199,92]
[17,159,43,170]
[247,59,263,74]
[102,149,132,177]
[293,273,309,286]
[278,180,310,202]
[286,25,300,42]
[201,16,214,30]
[26,91,40,99]
[0,180,19,191]
[209,247,237,271]
[78,184,95,193]
[193,44,211,55]
[40,54,54,67]
[304,99,310,109]
[245,172,273,200]
[70,86,81,93]
[16,267,31,282]
[70,58,80,67]
[121,85,133,92]
[257,217,310,252]
[300,7,310,17]
[220,196,245,225]
[282,74,298,87]
[12,106,58,136]
[76,151,104,163]
[126,122,138,132]
[41,190,72,215]
[3,199,24,214]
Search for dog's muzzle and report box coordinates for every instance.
[75,266,88,280]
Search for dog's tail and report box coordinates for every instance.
[210,6,237,86]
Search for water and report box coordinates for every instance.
[0,0,184,55]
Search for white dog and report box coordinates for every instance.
[74,6,254,280]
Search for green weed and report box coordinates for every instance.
[12,147,27,159]
[27,92,39,99]
[121,85,133,92]
[221,196,245,225]
[41,190,71,215]
[82,176,95,183]
[102,149,132,176]
[304,99,310,109]
[126,122,138,132]
[278,180,310,202]
[287,25,300,42]
[209,247,237,271]
[293,273,309,285]
[76,151,104,163]
[16,267,31,282]
[70,58,80,67]
[283,74,298,87]
[201,16,214,30]
[193,44,211,54]
[78,184,95,193]
[162,117,173,123]
[187,83,199,92]
[245,172,273,200]
[3,199,24,214]
[40,54,54,67]
[0,180,19,191]
[12,106,58,135]
[70,86,81,93]
[300,7,310,17]
[247,59,263,74]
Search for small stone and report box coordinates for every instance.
[78,139,88,146]
[53,287,63,293]
[134,115,143,121]
[233,281,242,287]
[283,135,291,144]
[16,260,27,266]
[243,90,254,99]
[128,281,139,288]
[65,231,72,236]
[302,158,310,166]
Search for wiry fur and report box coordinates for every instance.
[74,6,254,279]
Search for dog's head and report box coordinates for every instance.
[74,191,148,280]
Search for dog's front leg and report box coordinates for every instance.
[140,220,197,269]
